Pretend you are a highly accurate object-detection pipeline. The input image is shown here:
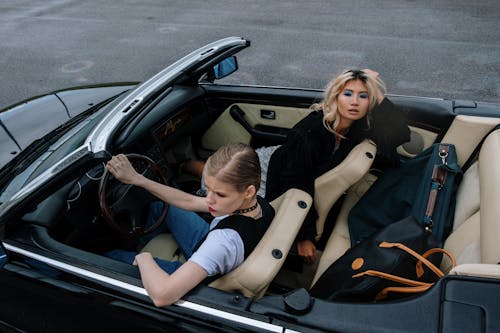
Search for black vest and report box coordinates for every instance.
[194,196,275,258]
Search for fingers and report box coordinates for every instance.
[361,69,385,103]
[106,154,134,182]
[297,240,317,264]
[305,248,317,264]
[107,154,129,168]
[302,252,316,264]
[303,254,315,264]
[362,68,379,79]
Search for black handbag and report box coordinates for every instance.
[348,143,462,246]
[310,144,460,301]
[309,216,455,301]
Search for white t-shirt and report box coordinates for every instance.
[188,215,245,276]
[255,145,281,197]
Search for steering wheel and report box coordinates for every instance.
[98,153,169,237]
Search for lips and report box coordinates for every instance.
[208,207,215,213]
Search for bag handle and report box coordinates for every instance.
[423,144,449,230]
[352,242,456,300]
[379,242,456,277]
[352,270,432,287]
[423,144,462,231]
[351,270,434,301]
[375,285,434,300]
[416,247,457,278]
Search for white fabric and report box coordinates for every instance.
[188,215,245,276]
[255,145,281,197]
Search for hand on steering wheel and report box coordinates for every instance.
[99,153,169,237]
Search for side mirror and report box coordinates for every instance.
[212,56,238,80]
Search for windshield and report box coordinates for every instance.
[0,96,123,204]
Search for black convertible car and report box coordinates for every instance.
[1,37,499,332]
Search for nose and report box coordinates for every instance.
[351,95,360,105]
[205,191,215,204]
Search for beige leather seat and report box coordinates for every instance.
[313,139,377,242]
[310,172,378,287]
[272,139,377,290]
[210,188,312,298]
[443,128,500,277]
[142,188,312,299]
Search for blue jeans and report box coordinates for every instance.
[105,202,209,273]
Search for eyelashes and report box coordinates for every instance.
[342,90,368,99]
[206,188,227,198]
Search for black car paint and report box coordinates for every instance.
[0,84,136,168]
[1,236,281,333]
[0,258,245,332]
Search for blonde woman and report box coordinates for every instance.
[265,69,410,263]
[106,143,274,306]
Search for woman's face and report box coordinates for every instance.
[203,174,250,217]
[336,79,370,128]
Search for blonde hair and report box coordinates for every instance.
[311,69,386,136]
[204,143,261,193]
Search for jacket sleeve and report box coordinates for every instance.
[265,111,325,242]
[369,98,411,166]
[266,111,324,200]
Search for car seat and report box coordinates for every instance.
[443,128,500,277]
[313,138,377,242]
[272,139,377,290]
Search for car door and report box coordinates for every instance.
[0,240,286,333]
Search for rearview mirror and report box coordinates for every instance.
[212,56,238,80]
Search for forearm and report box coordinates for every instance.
[135,253,178,306]
[107,154,207,212]
[135,253,208,307]
[133,174,207,212]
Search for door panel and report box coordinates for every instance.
[201,103,312,151]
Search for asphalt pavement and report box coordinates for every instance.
[1,0,499,110]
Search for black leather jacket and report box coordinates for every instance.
[265,98,410,242]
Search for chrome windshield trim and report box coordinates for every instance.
[3,242,283,333]
[88,37,248,153]
[1,144,91,210]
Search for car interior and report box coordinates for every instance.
[4,73,500,326]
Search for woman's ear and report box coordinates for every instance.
[245,185,257,199]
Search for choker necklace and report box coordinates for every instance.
[233,201,259,215]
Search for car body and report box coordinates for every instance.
[1,37,499,332]
[0,84,136,168]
